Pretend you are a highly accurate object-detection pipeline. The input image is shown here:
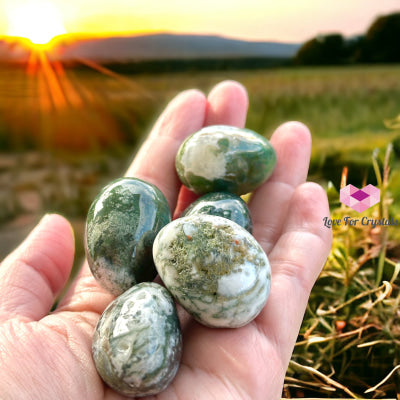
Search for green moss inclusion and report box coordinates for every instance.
[163,220,261,293]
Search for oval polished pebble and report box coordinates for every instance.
[181,192,252,233]
[175,125,277,195]
[85,177,171,296]
[153,215,271,328]
[92,282,182,397]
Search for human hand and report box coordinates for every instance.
[0,81,332,400]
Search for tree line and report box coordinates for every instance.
[295,12,400,65]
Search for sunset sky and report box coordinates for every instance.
[0,0,399,44]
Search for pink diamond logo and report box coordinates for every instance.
[340,184,380,213]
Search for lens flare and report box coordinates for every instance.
[7,1,66,46]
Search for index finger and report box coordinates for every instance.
[125,89,207,210]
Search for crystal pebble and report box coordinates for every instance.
[153,214,271,328]
[175,125,276,195]
[181,191,253,233]
[92,282,182,397]
[85,177,171,296]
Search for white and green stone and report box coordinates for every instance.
[153,215,271,328]
[181,191,252,233]
[85,177,171,296]
[92,282,182,397]
[175,125,277,195]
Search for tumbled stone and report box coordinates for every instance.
[92,282,182,397]
[175,125,276,195]
[85,177,171,296]
[181,191,252,233]
[153,214,271,328]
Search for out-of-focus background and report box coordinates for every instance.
[1,0,400,397]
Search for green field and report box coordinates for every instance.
[2,64,400,221]
[2,63,400,175]
[1,63,400,397]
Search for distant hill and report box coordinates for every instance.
[0,33,301,64]
[53,33,300,62]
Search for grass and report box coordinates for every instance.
[1,62,400,398]
[285,144,400,398]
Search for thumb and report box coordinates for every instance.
[0,214,75,323]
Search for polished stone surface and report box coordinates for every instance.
[85,178,171,296]
[92,282,182,397]
[182,192,252,232]
[153,214,271,328]
[175,125,276,195]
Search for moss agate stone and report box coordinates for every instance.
[85,178,171,296]
[153,215,271,328]
[175,125,276,195]
[182,192,252,233]
[92,282,182,397]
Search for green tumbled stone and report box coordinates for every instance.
[92,282,182,397]
[85,177,171,296]
[181,192,252,233]
[153,215,271,328]
[175,125,276,195]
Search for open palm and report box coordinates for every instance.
[0,81,332,400]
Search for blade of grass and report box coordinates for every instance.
[316,281,392,316]
[365,364,400,394]
[289,360,361,399]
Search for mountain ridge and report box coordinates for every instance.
[55,33,301,62]
[0,33,301,63]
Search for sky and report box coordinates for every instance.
[0,0,399,43]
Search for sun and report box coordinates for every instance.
[7,1,66,47]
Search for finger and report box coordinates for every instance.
[250,121,311,254]
[0,214,75,322]
[256,183,332,363]
[125,89,207,210]
[174,80,249,217]
[173,186,199,219]
[204,80,248,127]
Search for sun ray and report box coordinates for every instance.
[52,61,84,108]
[5,0,152,149]
[37,50,68,110]
[76,57,152,98]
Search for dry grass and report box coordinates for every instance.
[285,145,400,398]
